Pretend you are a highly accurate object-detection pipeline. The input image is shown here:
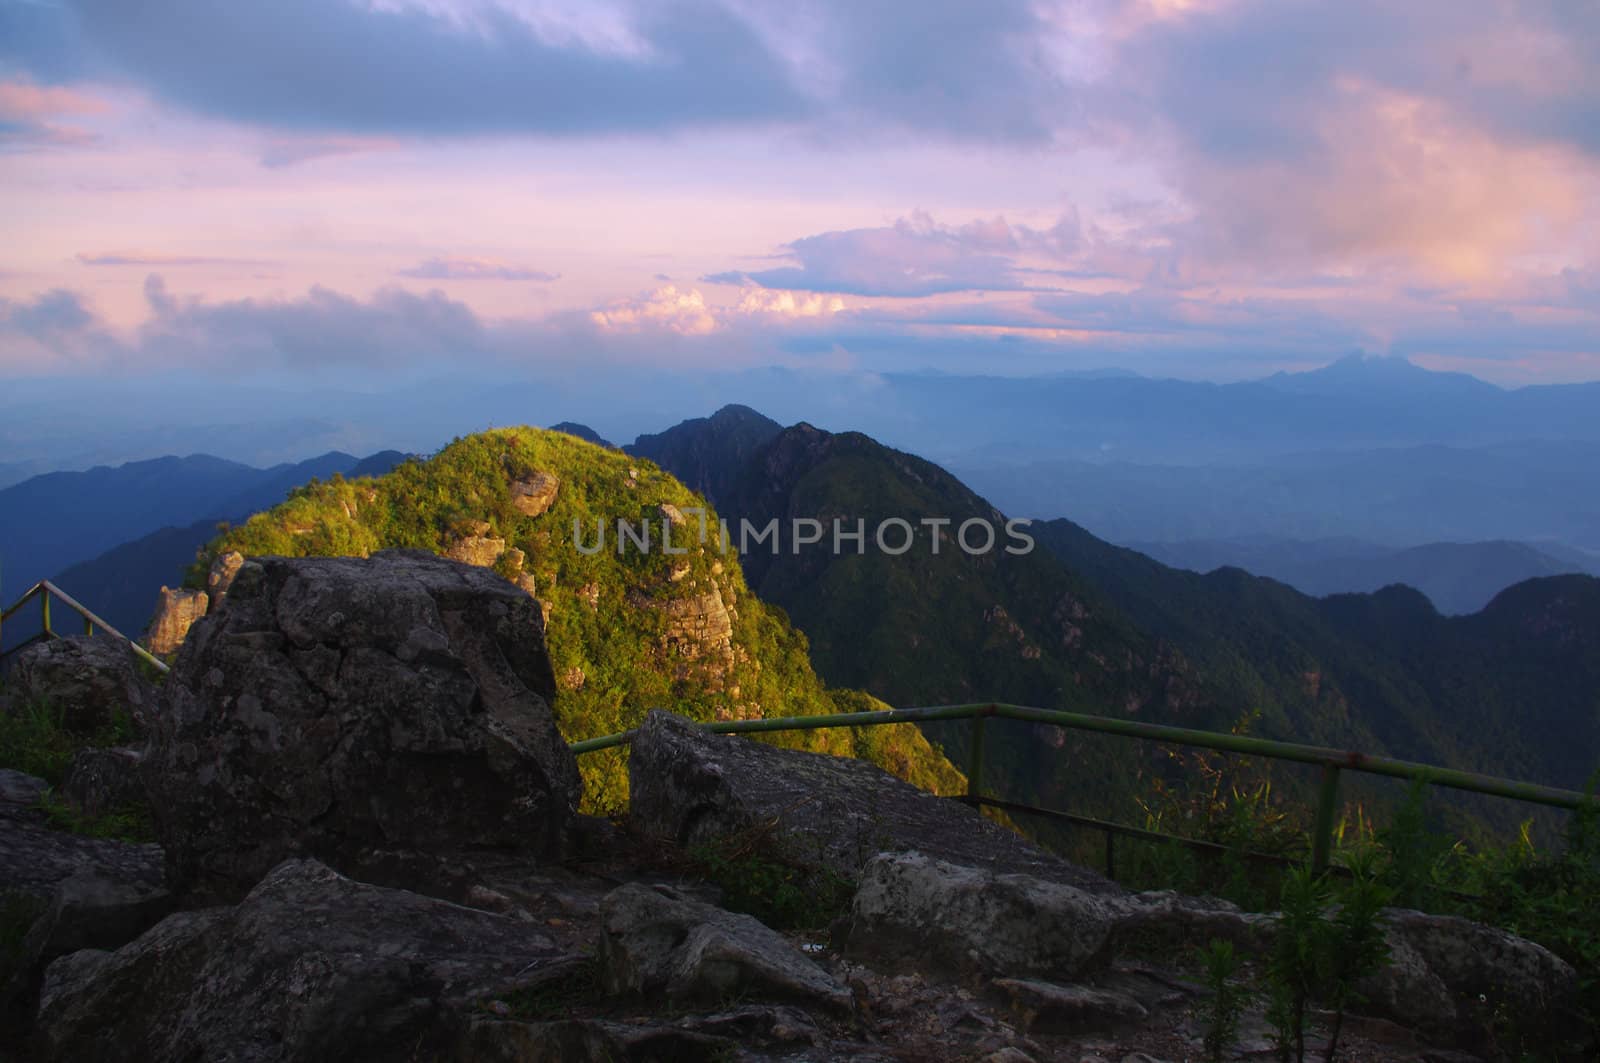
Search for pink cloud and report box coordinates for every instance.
[397,257,560,282]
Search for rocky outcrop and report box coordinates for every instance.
[628,710,1116,891]
[206,550,245,610]
[0,769,171,1026]
[33,858,576,1063]
[599,883,851,1012]
[144,586,207,655]
[143,550,580,899]
[656,588,735,683]
[846,852,1127,982]
[2,635,156,732]
[510,469,560,517]
[445,533,508,567]
[1361,908,1584,1044]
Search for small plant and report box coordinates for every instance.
[1267,864,1332,1063]
[1202,937,1249,1063]
[34,789,155,843]
[488,957,602,1021]
[690,840,854,932]
[1321,849,1393,1063]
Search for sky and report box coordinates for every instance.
[3,0,1600,389]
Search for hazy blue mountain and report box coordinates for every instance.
[1131,538,1599,615]
[954,440,1600,549]
[0,451,409,643]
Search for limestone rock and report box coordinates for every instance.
[61,747,147,820]
[628,710,1116,889]
[599,882,851,1012]
[2,635,156,733]
[445,534,507,568]
[207,550,245,609]
[510,470,560,517]
[145,586,207,655]
[33,858,573,1063]
[847,852,1123,982]
[143,550,579,899]
[656,589,735,682]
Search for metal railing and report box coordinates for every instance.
[0,579,170,673]
[570,701,1598,874]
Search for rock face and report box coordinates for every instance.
[628,710,1116,891]
[2,635,156,732]
[599,883,851,1012]
[1361,908,1583,1044]
[444,533,508,567]
[33,858,574,1063]
[509,469,560,517]
[144,586,207,655]
[206,550,245,609]
[143,550,580,898]
[656,588,735,682]
[846,852,1125,982]
[0,769,171,1023]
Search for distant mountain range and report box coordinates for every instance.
[1128,537,1600,615]
[0,450,406,643]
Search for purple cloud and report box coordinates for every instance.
[397,258,560,282]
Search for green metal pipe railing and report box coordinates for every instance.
[0,579,170,673]
[569,700,1598,873]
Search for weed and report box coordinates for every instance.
[1202,938,1249,1063]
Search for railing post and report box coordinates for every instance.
[1312,763,1342,873]
[84,616,95,636]
[40,587,51,637]
[1105,831,1116,878]
[967,709,987,800]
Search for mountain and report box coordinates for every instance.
[1131,537,1597,615]
[1033,519,1600,793]
[626,404,783,507]
[547,422,615,449]
[0,451,410,647]
[188,427,964,809]
[631,409,1600,830]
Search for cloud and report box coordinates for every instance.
[134,274,487,369]
[589,284,717,335]
[1109,0,1600,279]
[397,257,560,282]
[35,0,806,136]
[1,0,1089,144]
[77,251,273,267]
[709,211,1082,297]
[0,76,103,149]
[257,134,399,168]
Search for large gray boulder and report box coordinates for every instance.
[3,634,156,733]
[33,858,577,1063]
[627,710,1115,892]
[846,851,1126,982]
[1360,908,1585,1047]
[598,882,851,1013]
[143,550,580,899]
[846,852,1269,987]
